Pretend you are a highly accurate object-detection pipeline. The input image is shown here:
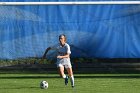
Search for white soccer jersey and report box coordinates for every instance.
[51,43,71,67]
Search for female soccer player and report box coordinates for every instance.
[42,34,74,88]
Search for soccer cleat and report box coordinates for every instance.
[72,85,74,88]
[65,76,68,85]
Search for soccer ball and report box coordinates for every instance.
[40,81,48,89]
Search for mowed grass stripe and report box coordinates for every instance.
[0,74,140,93]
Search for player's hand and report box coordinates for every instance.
[57,56,63,59]
[42,55,46,59]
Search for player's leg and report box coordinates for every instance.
[57,64,65,77]
[57,64,68,85]
[66,65,74,87]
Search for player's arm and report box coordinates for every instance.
[42,47,51,59]
[42,44,58,59]
[57,53,70,59]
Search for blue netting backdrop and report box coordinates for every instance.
[0,0,140,59]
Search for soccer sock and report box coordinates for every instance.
[62,74,66,79]
[70,75,74,86]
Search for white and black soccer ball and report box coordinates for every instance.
[40,81,48,89]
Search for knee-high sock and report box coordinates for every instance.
[70,75,74,86]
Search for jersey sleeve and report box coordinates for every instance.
[66,44,71,54]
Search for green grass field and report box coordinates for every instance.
[0,73,140,93]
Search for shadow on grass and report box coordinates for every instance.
[1,75,140,79]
